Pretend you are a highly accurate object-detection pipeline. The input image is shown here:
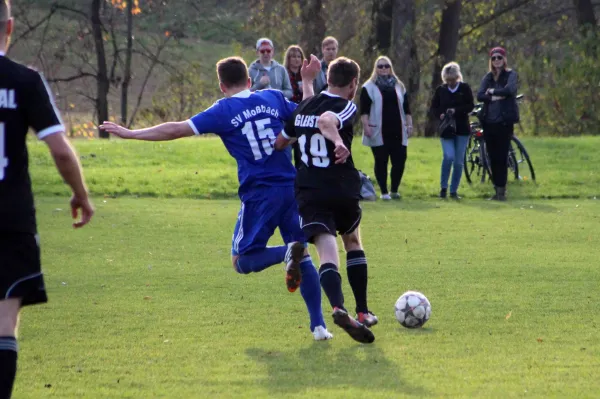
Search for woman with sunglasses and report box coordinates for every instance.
[360,56,413,200]
[430,62,474,199]
[477,47,519,201]
[283,45,305,104]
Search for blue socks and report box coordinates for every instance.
[236,246,287,274]
[299,256,326,331]
[235,248,326,332]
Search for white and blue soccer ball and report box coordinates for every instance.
[395,291,431,328]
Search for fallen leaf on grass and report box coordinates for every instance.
[144,296,152,300]
[536,338,543,343]
[505,311,512,320]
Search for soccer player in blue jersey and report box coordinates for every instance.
[100,56,333,341]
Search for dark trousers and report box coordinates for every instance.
[371,141,407,194]
[483,123,514,188]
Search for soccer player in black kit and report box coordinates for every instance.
[275,57,377,344]
[0,2,94,397]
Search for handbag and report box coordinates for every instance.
[358,171,377,201]
[438,114,457,139]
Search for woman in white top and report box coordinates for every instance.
[360,56,413,200]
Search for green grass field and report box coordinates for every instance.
[13,137,600,398]
[28,136,600,200]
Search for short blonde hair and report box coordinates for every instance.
[322,36,338,49]
[441,62,463,83]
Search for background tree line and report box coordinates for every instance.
[9,0,599,138]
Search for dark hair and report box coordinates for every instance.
[283,45,305,71]
[327,57,360,88]
[216,56,249,88]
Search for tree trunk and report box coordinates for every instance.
[573,0,597,57]
[391,0,419,126]
[121,0,133,125]
[300,0,326,58]
[91,0,110,138]
[368,0,393,55]
[573,0,597,30]
[424,0,462,137]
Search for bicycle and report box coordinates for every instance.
[464,94,536,184]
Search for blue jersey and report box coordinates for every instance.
[187,89,297,199]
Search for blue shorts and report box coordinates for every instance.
[231,186,305,256]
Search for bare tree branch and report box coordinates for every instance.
[9,8,57,50]
[48,72,97,83]
[128,37,172,128]
[52,4,89,21]
[459,0,533,39]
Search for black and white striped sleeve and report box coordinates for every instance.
[330,100,357,129]
[27,72,65,140]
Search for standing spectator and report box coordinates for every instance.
[430,62,474,199]
[283,45,306,104]
[249,38,293,99]
[477,47,519,201]
[314,36,339,94]
[360,56,413,200]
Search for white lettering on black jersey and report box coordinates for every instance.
[284,92,361,199]
[0,55,64,233]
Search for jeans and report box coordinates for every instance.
[440,135,470,193]
[371,142,407,194]
[483,123,514,188]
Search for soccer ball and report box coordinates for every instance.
[395,291,431,328]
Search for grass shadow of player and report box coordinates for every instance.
[244,341,428,397]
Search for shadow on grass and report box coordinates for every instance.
[243,342,428,397]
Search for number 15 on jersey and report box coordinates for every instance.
[241,118,276,161]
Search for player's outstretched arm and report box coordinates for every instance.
[317,112,350,164]
[99,121,194,141]
[301,55,321,101]
[43,133,94,228]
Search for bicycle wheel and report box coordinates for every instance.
[511,136,536,181]
[464,134,482,184]
[508,142,519,180]
[479,140,491,183]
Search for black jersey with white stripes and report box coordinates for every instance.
[0,54,64,233]
[284,91,361,198]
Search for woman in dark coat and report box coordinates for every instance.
[430,62,474,199]
[477,47,519,201]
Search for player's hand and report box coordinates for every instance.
[259,75,270,86]
[301,54,321,82]
[99,122,134,139]
[406,125,414,138]
[70,194,94,228]
[486,88,495,95]
[333,141,350,164]
[363,126,373,138]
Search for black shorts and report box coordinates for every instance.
[0,232,47,307]
[296,190,362,243]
